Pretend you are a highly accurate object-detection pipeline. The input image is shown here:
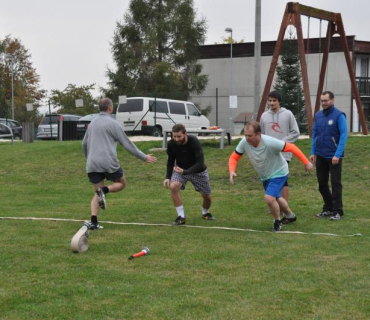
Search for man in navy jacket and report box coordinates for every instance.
[310,91,348,221]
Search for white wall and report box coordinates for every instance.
[190,51,353,134]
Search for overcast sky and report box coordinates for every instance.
[1,0,370,105]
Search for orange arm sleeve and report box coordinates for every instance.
[229,151,242,172]
[283,142,309,165]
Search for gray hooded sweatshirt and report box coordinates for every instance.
[82,112,146,173]
[260,107,300,161]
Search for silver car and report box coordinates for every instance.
[37,114,81,139]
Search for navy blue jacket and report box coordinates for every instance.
[311,106,347,158]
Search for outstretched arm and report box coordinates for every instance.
[283,142,313,172]
[229,151,243,184]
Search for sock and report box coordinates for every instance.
[91,215,98,224]
[202,207,209,215]
[102,186,109,194]
[285,212,295,219]
[175,205,185,218]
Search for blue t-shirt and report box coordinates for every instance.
[236,134,288,181]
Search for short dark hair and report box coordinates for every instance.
[268,90,282,103]
[245,120,261,134]
[99,98,113,112]
[322,91,334,99]
[172,124,186,134]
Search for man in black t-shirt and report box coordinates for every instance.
[163,124,215,225]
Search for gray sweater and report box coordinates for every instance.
[260,107,300,161]
[82,112,146,173]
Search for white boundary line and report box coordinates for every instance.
[0,216,362,237]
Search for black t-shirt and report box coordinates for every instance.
[166,135,207,179]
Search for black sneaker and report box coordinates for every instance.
[272,220,282,232]
[202,213,215,220]
[96,188,106,210]
[281,215,297,224]
[316,210,333,218]
[330,213,342,221]
[83,221,104,230]
[172,216,186,226]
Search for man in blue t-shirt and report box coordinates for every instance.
[310,91,348,221]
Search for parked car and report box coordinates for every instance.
[37,114,81,139]
[115,97,210,137]
[0,118,22,140]
[77,113,116,139]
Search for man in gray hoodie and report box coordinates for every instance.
[82,98,157,230]
[260,91,300,224]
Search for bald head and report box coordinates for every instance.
[99,98,113,112]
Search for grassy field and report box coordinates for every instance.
[1,135,370,319]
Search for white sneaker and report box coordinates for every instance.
[330,213,342,221]
[96,188,106,210]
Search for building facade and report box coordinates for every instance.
[190,36,370,134]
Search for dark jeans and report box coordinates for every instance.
[315,155,343,215]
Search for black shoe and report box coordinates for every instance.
[316,210,333,218]
[202,213,215,220]
[172,216,186,226]
[96,188,106,210]
[83,221,104,230]
[281,215,297,224]
[272,220,282,232]
[330,213,342,221]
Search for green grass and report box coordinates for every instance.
[1,136,370,319]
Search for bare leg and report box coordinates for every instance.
[281,186,289,202]
[170,181,183,207]
[264,195,281,220]
[91,177,126,217]
[201,193,212,210]
[276,196,292,216]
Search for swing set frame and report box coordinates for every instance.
[257,2,368,136]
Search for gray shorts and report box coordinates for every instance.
[171,169,211,195]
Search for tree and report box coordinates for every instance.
[105,0,208,102]
[273,31,306,125]
[0,36,46,123]
[49,84,98,115]
[214,36,245,44]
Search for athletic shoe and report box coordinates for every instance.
[330,213,342,221]
[316,210,333,218]
[83,221,104,230]
[96,188,106,210]
[272,220,282,232]
[172,216,186,226]
[202,213,215,220]
[281,215,297,224]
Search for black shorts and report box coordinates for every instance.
[88,167,124,184]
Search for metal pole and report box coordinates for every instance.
[253,0,261,119]
[229,31,234,134]
[216,88,219,126]
[48,100,53,139]
[10,57,15,120]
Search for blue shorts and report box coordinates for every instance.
[88,167,124,184]
[262,175,289,198]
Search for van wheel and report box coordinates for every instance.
[152,126,162,137]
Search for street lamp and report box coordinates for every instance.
[225,27,234,134]
[6,53,17,120]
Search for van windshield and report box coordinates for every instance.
[40,115,60,125]
[118,99,143,112]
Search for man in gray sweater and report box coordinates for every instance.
[260,90,300,224]
[82,98,157,230]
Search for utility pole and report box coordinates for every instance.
[253,0,262,119]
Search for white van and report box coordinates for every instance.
[115,97,210,136]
